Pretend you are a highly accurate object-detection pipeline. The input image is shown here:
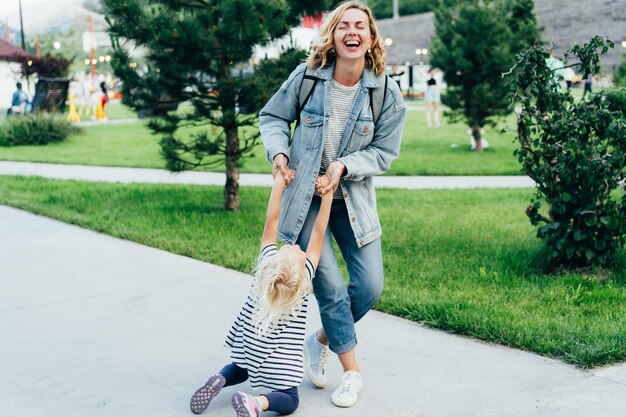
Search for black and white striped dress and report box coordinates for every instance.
[225,244,315,390]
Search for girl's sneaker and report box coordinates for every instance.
[231,391,260,417]
[190,373,226,414]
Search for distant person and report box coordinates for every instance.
[7,82,29,115]
[546,50,565,90]
[100,82,108,110]
[563,67,575,91]
[425,67,440,127]
[389,64,404,91]
[582,69,592,98]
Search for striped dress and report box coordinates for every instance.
[225,244,315,390]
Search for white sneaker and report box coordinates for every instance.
[303,332,330,388]
[331,370,362,408]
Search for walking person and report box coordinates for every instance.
[189,173,334,416]
[259,1,406,408]
[424,67,440,127]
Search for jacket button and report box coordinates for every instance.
[363,126,369,133]
[351,216,356,222]
[343,193,348,198]
[305,117,311,124]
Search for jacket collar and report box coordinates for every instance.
[314,61,380,89]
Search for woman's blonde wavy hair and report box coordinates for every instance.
[306,1,386,76]
[252,248,311,335]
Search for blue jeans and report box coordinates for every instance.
[296,196,384,354]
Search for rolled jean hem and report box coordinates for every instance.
[329,335,357,355]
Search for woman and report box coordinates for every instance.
[259,1,406,408]
[424,67,440,127]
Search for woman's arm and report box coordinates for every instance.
[260,172,292,248]
[259,64,308,165]
[305,175,333,268]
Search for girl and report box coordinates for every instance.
[189,173,333,416]
[259,1,406,408]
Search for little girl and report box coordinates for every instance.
[190,172,333,416]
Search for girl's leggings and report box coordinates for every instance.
[220,363,299,415]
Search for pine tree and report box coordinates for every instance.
[430,0,540,152]
[104,0,334,211]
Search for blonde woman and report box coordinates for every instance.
[189,174,333,417]
[259,1,406,408]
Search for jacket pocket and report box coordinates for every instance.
[299,111,324,150]
[346,119,375,152]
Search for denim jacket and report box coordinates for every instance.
[259,63,406,247]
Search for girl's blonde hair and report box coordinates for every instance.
[306,1,386,76]
[253,249,312,334]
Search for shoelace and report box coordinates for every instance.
[318,348,330,374]
[338,373,359,394]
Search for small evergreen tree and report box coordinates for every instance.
[104,0,335,211]
[430,0,540,151]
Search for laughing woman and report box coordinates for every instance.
[259,1,406,408]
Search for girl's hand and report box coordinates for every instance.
[315,173,331,193]
[272,153,296,185]
[275,168,296,187]
[319,161,345,195]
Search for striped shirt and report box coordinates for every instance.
[318,78,360,199]
[224,244,315,390]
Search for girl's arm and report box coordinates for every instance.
[305,175,333,268]
[260,174,290,248]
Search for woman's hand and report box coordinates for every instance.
[272,153,295,185]
[318,161,346,195]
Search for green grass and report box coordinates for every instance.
[0,106,524,175]
[1,175,624,368]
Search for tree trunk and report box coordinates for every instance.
[472,123,483,152]
[224,124,240,211]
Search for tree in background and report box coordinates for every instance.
[430,0,540,151]
[105,0,336,211]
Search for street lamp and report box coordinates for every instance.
[622,40,626,48]
[385,37,393,46]
[53,41,61,49]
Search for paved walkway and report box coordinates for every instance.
[1,162,625,416]
[1,205,625,417]
[0,161,535,189]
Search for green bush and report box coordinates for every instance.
[0,113,79,146]
[509,37,626,268]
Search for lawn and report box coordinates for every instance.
[0,103,524,175]
[1,175,624,368]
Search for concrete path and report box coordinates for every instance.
[0,161,535,189]
[1,205,624,417]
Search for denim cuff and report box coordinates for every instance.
[329,335,357,355]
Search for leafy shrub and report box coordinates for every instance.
[0,113,79,146]
[509,37,626,268]
[20,54,72,78]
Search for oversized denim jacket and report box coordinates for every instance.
[259,63,406,248]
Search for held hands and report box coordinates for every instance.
[272,153,295,185]
[315,173,331,192]
[316,161,346,195]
